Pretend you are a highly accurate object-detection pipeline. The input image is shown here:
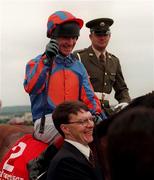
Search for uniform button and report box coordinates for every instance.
[105,72,107,75]
[108,55,111,59]
[104,82,107,86]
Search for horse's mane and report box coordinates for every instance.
[124,91,154,110]
[96,91,154,138]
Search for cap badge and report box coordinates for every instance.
[100,22,105,27]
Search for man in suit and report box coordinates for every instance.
[74,18,131,114]
[46,101,103,180]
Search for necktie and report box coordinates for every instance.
[89,150,95,167]
[99,53,106,64]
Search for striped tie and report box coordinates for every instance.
[89,150,95,167]
[99,53,106,64]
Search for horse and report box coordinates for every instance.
[94,91,154,180]
[0,92,153,180]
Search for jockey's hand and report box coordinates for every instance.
[44,39,59,65]
[114,102,128,111]
[94,112,107,125]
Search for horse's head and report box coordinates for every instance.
[94,91,154,180]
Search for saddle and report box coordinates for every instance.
[0,134,48,180]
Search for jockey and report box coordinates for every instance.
[24,10,107,179]
[24,10,107,144]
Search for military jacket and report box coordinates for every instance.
[73,46,131,103]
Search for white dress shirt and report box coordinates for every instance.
[65,139,90,160]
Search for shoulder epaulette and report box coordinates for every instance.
[108,52,118,59]
[73,48,87,54]
[73,48,87,62]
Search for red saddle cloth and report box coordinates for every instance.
[0,134,48,180]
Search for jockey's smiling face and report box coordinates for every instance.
[57,37,78,57]
[52,21,80,57]
[60,109,94,145]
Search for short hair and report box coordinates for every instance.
[52,101,89,137]
[107,107,154,180]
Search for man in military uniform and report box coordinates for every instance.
[73,18,131,113]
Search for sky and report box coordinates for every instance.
[0,0,154,107]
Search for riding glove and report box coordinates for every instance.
[114,102,128,111]
[94,112,107,125]
[43,39,59,66]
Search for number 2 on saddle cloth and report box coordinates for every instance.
[0,134,48,180]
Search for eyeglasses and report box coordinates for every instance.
[68,116,96,126]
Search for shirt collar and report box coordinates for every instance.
[92,46,106,59]
[65,139,90,160]
[55,53,75,66]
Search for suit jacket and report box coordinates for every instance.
[73,46,131,103]
[46,141,103,180]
